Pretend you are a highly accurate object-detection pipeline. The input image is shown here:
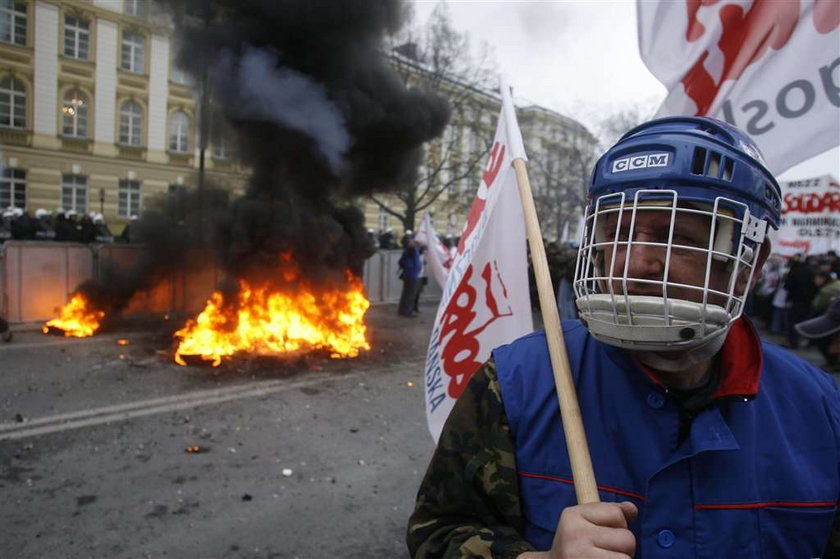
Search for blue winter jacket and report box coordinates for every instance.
[399,245,421,280]
[493,319,840,558]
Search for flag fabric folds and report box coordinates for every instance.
[638,0,840,174]
[414,212,453,290]
[424,90,533,442]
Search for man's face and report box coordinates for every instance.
[598,206,734,305]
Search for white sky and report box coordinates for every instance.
[409,0,839,181]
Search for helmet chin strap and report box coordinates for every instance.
[633,328,728,373]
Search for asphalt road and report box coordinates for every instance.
[0,302,439,559]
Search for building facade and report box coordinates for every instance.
[0,0,247,232]
[1,1,596,241]
[361,52,597,243]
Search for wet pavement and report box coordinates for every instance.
[0,301,440,559]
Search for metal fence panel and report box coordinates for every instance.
[1,242,94,323]
[360,249,444,305]
[98,246,224,316]
[362,251,384,302]
[97,245,175,316]
[177,250,223,314]
[423,273,443,301]
[0,245,443,326]
[385,250,404,302]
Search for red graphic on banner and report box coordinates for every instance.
[682,0,800,115]
[457,141,506,255]
[814,0,840,34]
[685,0,714,42]
[439,262,512,399]
[783,191,840,214]
[778,239,812,255]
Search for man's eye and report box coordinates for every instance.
[606,228,629,241]
[673,234,702,246]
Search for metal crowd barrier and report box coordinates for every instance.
[0,243,441,326]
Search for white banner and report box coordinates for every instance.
[638,0,840,174]
[415,211,452,290]
[770,174,840,256]
[424,88,533,442]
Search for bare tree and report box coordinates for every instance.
[526,103,657,243]
[594,106,654,152]
[369,3,498,233]
[526,120,598,242]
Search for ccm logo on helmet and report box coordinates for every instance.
[612,153,670,173]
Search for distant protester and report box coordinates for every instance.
[0,314,11,343]
[397,235,421,318]
[796,296,840,372]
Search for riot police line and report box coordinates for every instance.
[0,207,131,245]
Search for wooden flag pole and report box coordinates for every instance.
[512,157,600,504]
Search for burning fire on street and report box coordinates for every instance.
[42,293,105,338]
[41,270,370,368]
[174,271,370,367]
[39,0,444,370]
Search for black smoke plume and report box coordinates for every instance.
[76,0,449,317]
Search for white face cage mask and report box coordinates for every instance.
[573,189,769,368]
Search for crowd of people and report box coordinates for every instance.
[0,207,127,244]
[751,250,840,371]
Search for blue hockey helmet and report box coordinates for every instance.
[588,116,781,228]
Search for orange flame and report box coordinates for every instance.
[174,272,370,367]
[43,293,105,337]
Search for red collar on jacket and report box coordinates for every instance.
[637,317,762,399]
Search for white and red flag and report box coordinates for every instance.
[638,0,840,174]
[424,89,533,441]
[415,211,453,290]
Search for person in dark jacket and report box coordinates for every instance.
[784,254,817,348]
[9,208,36,240]
[397,235,421,317]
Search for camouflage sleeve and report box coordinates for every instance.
[406,358,536,559]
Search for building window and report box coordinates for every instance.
[0,75,25,129]
[61,89,89,138]
[0,168,25,209]
[124,0,146,18]
[377,206,390,232]
[64,15,90,60]
[118,179,140,217]
[0,0,26,46]
[213,137,230,159]
[119,100,142,146]
[61,174,87,214]
[121,31,145,73]
[168,110,190,153]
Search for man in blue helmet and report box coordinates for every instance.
[407,117,839,558]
